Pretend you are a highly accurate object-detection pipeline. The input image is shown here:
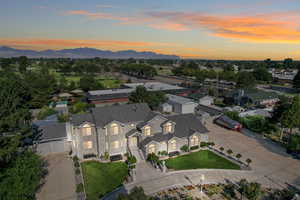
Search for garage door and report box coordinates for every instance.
[37,140,69,155]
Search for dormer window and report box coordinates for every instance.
[82,124,92,136]
[111,123,119,135]
[164,122,172,133]
[144,126,151,136]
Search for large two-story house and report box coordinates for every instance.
[69,103,209,159]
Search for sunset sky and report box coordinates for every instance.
[1,0,300,60]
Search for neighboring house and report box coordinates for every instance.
[166,94,198,114]
[214,115,242,131]
[239,108,272,118]
[225,89,279,107]
[88,82,190,105]
[33,120,71,155]
[223,106,245,113]
[269,68,298,83]
[68,103,209,159]
[199,95,214,106]
[49,101,69,115]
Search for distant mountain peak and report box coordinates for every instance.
[0,46,180,59]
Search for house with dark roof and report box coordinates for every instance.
[225,89,279,107]
[68,103,209,160]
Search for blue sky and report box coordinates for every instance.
[1,0,300,59]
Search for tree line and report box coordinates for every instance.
[121,63,157,79]
[0,73,46,199]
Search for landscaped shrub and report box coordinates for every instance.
[75,168,81,175]
[37,106,57,120]
[190,145,199,150]
[227,149,233,156]
[200,142,208,148]
[104,152,109,160]
[147,153,161,165]
[76,183,84,193]
[206,185,223,197]
[246,158,252,166]
[180,145,189,152]
[238,179,263,200]
[74,161,80,168]
[57,114,69,122]
[158,151,168,156]
[236,153,242,160]
[219,147,225,152]
[222,184,236,199]
[73,156,79,162]
[127,155,137,165]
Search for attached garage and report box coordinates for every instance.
[35,122,69,155]
[37,139,69,155]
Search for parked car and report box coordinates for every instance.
[214,115,242,131]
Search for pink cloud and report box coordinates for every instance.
[149,22,190,31]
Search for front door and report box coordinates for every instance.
[129,137,138,147]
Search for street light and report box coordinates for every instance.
[200,174,205,193]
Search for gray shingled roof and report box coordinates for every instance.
[167,114,208,137]
[140,114,208,146]
[38,122,67,141]
[71,103,151,127]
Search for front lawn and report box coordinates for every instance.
[165,150,240,170]
[81,161,128,200]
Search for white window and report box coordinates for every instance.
[111,141,120,149]
[111,123,119,135]
[144,126,151,136]
[148,144,156,154]
[160,141,167,146]
[82,124,92,136]
[83,141,93,149]
[164,122,172,133]
[170,140,177,151]
[190,135,199,146]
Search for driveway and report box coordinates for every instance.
[206,120,300,190]
[36,153,76,200]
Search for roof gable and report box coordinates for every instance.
[71,103,151,127]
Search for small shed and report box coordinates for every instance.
[58,92,73,98]
[199,96,214,106]
[70,89,84,95]
[167,94,198,114]
[160,103,173,113]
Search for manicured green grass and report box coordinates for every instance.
[165,150,240,170]
[64,76,122,89]
[81,161,128,200]
[100,79,122,88]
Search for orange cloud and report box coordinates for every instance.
[147,11,300,43]
[0,38,173,50]
[65,10,129,22]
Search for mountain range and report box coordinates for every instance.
[0,46,180,59]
